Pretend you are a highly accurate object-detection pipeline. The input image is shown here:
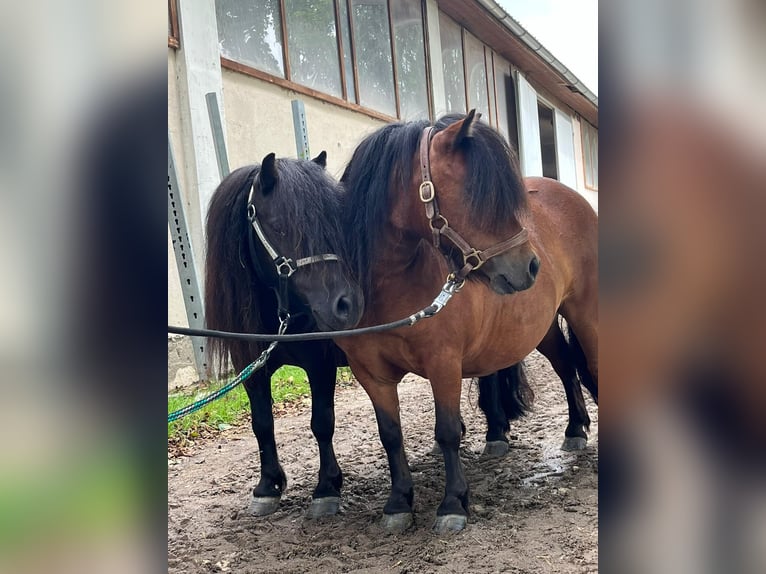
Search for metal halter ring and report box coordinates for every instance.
[275,257,296,277]
[463,249,486,270]
[429,214,449,232]
[419,181,435,202]
[247,203,256,220]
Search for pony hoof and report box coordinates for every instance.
[307,496,341,518]
[248,495,281,516]
[561,436,587,451]
[482,440,510,458]
[381,512,413,533]
[433,514,467,534]
[429,442,442,456]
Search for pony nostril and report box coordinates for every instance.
[529,256,541,278]
[334,295,352,320]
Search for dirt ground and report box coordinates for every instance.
[168,351,598,573]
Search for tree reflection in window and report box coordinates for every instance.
[464,31,489,120]
[439,13,466,113]
[216,0,285,77]
[391,0,429,120]
[285,0,342,98]
[351,0,396,117]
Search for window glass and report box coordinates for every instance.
[351,0,396,116]
[285,0,342,98]
[486,50,496,126]
[464,31,489,120]
[438,13,466,113]
[494,54,519,148]
[391,0,429,120]
[583,121,598,188]
[216,0,285,77]
[339,0,356,102]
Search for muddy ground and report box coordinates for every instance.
[168,351,598,573]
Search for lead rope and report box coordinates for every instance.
[168,276,464,422]
[168,317,289,423]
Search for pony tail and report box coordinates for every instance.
[203,165,264,378]
[497,362,534,420]
[478,362,534,437]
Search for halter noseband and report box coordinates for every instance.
[246,179,340,322]
[418,126,529,282]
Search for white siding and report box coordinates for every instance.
[515,71,542,176]
[554,109,577,189]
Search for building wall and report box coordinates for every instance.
[167,1,597,382]
[220,68,385,181]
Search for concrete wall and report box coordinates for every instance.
[220,68,385,180]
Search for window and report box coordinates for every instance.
[391,0,429,120]
[216,0,286,77]
[215,0,430,120]
[538,101,558,179]
[464,31,489,121]
[285,0,342,98]
[351,0,396,117]
[494,54,519,150]
[438,13,466,114]
[582,120,598,189]
[436,13,521,147]
[485,49,496,126]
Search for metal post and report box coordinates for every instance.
[205,92,230,178]
[291,100,310,159]
[168,133,209,380]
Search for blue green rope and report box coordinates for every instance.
[168,360,257,423]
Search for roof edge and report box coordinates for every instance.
[476,0,598,109]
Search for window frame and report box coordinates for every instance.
[168,0,179,49]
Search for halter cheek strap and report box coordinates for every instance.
[246,180,340,322]
[418,126,529,281]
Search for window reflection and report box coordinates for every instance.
[216,0,285,78]
[439,13,466,113]
[464,31,489,120]
[285,0,343,98]
[351,0,396,117]
[391,0,429,120]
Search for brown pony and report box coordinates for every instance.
[337,111,598,533]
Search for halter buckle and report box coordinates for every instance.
[275,257,296,277]
[419,181,435,203]
[247,203,256,221]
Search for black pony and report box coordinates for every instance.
[204,152,363,517]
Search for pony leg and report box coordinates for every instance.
[478,363,533,457]
[305,360,343,518]
[430,371,470,533]
[537,321,591,451]
[356,373,414,532]
[478,372,509,452]
[243,364,287,516]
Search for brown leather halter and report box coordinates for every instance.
[418,126,529,281]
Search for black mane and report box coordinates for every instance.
[340,113,527,300]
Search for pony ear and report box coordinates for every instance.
[446,109,480,149]
[312,150,327,168]
[259,153,278,193]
